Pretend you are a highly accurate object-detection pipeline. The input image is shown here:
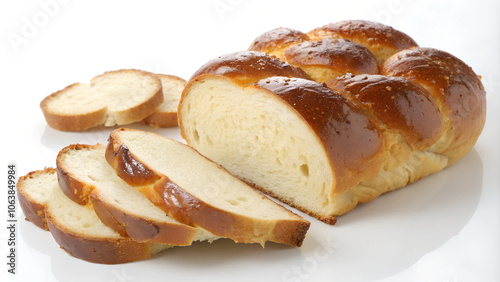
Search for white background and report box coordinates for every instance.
[1,0,499,281]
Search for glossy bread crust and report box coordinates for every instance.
[284,39,379,81]
[248,27,310,59]
[46,214,155,264]
[308,20,418,64]
[382,47,487,165]
[188,51,310,86]
[328,74,444,151]
[105,140,163,187]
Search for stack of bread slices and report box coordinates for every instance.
[17,128,310,264]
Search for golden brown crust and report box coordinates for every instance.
[248,27,310,60]
[45,213,154,264]
[89,192,198,245]
[188,51,310,86]
[327,74,444,151]
[17,168,57,230]
[381,47,487,164]
[254,77,385,197]
[308,20,418,64]
[284,39,379,81]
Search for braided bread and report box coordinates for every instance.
[178,20,486,224]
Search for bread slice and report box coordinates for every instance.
[17,168,171,264]
[142,74,186,127]
[106,128,310,247]
[40,69,164,131]
[56,143,218,245]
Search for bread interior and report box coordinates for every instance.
[179,77,334,216]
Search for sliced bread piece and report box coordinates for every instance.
[40,69,164,131]
[56,143,218,245]
[106,128,310,247]
[17,168,171,264]
[142,74,186,127]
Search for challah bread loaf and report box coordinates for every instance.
[106,128,310,246]
[17,168,171,264]
[40,69,164,131]
[189,50,310,85]
[178,21,486,224]
[56,144,218,245]
[142,74,187,128]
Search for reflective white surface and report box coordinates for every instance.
[1,1,499,281]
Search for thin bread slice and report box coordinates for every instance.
[17,168,171,264]
[40,69,164,131]
[106,128,310,247]
[56,143,218,245]
[142,74,186,127]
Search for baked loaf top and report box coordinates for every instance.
[142,74,187,128]
[179,20,486,224]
